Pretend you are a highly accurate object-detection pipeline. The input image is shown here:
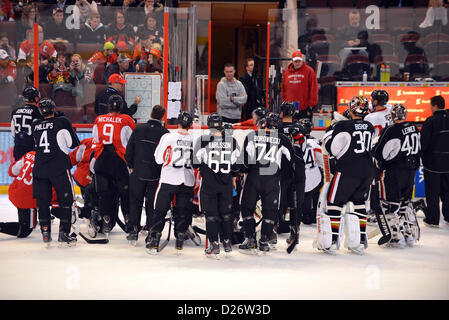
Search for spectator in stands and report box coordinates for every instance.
[105,9,137,49]
[419,0,448,29]
[401,31,426,57]
[17,25,58,63]
[239,58,264,121]
[88,41,118,84]
[77,12,106,44]
[136,13,163,43]
[1,32,16,60]
[281,50,318,120]
[297,15,326,69]
[73,0,99,27]
[0,49,16,87]
[137,0,163,24]
[0,0,15,21]
[135,42,162,73]
[48,52,72,98]
[16,3,40,42]
[336,9,369,67]
[44,8,74,42]
[104,52,136,82]
[94,73,140,117]
[23,53,53,86]
[69,53,88,98]
[216,62,247,124]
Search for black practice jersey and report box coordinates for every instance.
[193,133,240,185]
[242,129,295,176]
[374,121,420,169]
[11,104,43,139]
[325,119,375,174]
[32,116,80,178]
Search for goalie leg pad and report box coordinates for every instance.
[316,212,333,250]
[382,200,403,241]
[344,210,361,249]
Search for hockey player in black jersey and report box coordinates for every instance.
[317,96,375,255]
[32,98,80,247]
[11,86,43,160]
[193,113,240,258]
[374,104,421,248]
[239,112,296,253]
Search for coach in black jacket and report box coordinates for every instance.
[125,105,169,240]
[94,73,140,117]
[420,95,449,227]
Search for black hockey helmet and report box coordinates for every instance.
[252,107,268,120]
[108,94,124,112]
[371,90,389,107]
[178,111,193,129]
[222,123,234,136]
[280,101,295,117]
[38,98,56,117]
[22,86,40,103]
[390,103,408,121]
[265,112,282,129]
[207,112,223,130]
[298,118,313,135]
[349,95,369,117]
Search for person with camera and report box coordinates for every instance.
[69,53,89,98]
[48,52,72,98]
[216,63,247,124]
[0,32,16,60]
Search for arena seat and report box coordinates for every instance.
[404,54,429,78]
[375,55,400,79]
[371,33,394,55]
[344,54,370,80]
[317,55,341,78]
[433,55,449,81]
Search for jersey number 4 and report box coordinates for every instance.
[39,131,50,153]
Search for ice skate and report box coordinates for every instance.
[58,231,77,248]
[348,244,365,255]
[140,225,150,237]
[87,208,101,238]
[102,215,112,237]
[41,225,52,248]
[388,237,406,249]
[405,234,415,247]
[286,231,299,246]
[222,239,232,255]
[258,234,270,254]
[175,233,185,254]
[367,213,377,225]
[145,232,161,255]
[319,241,338,255]
[126,226,139,246]
[238,237,258,255]
[186,225,201,246]
[205,241,220,259]
[268,232,277,250]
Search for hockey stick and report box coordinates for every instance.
[374,206,392,246]
[79,232,109,244]
[287,189,298,254]
[158,217,172,252]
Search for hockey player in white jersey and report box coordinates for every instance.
[298,118,324,224]
[365,90,394,224]
[146,111,195,254]
[365,90,393,139]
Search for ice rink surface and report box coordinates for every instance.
[1,194,448,300]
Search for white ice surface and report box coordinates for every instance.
[1,194,448,300]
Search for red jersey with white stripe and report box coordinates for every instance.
[154,130,194,187]
[70,137,96,187]
[93,112,135,162]
[8,151,36,209]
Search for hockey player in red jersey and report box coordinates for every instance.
[1,151,38,238]
[92,95,135,237]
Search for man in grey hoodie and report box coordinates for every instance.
[216,63,248,123]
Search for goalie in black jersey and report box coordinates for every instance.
[317,96,375,255]
[239,112,297,253]
[374,104,421,248]
[32,98,80,247]
[193,113,241,258]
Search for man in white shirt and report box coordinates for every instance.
[146,111,195,253]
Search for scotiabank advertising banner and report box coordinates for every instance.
[337,83,449,122]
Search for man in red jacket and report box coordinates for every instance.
[281,50,318,119]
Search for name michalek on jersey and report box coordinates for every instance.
[177,304,271,317]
